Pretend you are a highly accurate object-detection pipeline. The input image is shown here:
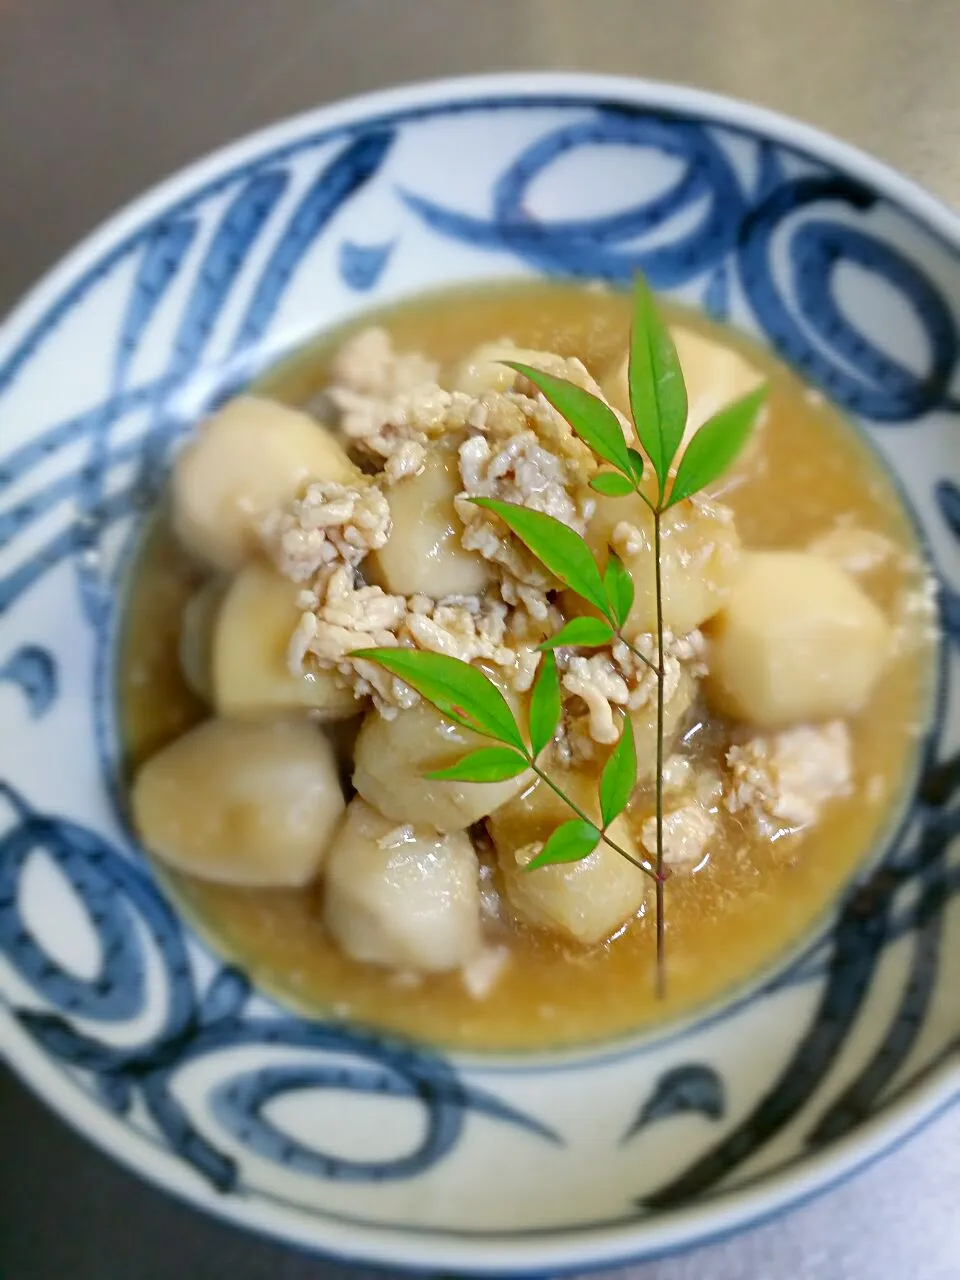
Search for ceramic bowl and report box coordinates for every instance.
[0,73,957,1274]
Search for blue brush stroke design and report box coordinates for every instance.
[0,92,956,417]
[401,112,745,286]
[0,377,172,495]
[114,219,199,385]
[770,936,835,991]
[807,809,960,1144]
[0,483,139,615]
[338,238,396,291]
[874,1033,960,1112]
[199,966,252,1025]
[73,218,199,632]
[211,1047,559,1183]
[622,1065,725,1142]
[0,237,154,400]
[95,1071,133,1116]
[935,478,960,540]
[83,142,389,816]
[490,113,711,242]
[737,175,960,421]
[0,783,560,1191]
[139,1068,238,1191]
[76,199,258,794]
[0,455,150,551]
[75,222,195,538]
[703,265,729,321]
[932,483,960,645]
[938,584,960,640]
[792,220,959,413]
[213,1063,453,1182]
[231,131,395,355]
[165,170,288,383]
[0,140,395,626]
[754,140,788,203]
[788,859,960,990]
[0,646,57,716]
[0,783,194,1030]
[641,877,904,1203]
[770,761,960,993]
[2,102,953,631]
[641,750,958,1208]
[130,169,289,499]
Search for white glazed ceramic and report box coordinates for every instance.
[0,74,957,1274]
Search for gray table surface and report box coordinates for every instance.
[1,2,958,1277]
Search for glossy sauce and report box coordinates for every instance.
[119,282,936,1053]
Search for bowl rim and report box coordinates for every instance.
[0,69,957,1273]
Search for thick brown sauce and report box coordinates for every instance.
[119,282,935,1053]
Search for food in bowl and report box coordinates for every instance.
[121,280,935,1051]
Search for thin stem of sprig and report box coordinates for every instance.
[493,284,766,999]
[528,759,656,878]
[616,469,668,993]
[653,505,666,997]
[618,635,657,674]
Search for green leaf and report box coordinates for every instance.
[590,470,635,497]
[470,498,611,618]
[506,362,632,476]
[599,715,637,828]
[425,746,528,783]
[352,648,526,751]
[525,819,600,870]
[627,448,646,484]
[538,616,615,650]
[628,277,688,499]
[603,552,635,629]
[528,651,561,758]
[667,385,768,507]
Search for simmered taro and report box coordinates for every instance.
[121,281,935,1052]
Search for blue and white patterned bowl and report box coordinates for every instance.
[1,73,957,1273]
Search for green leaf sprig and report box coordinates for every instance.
[357,276,766,996]
[351,646,652,878]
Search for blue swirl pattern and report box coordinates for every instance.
[0,646,57,716]
[0,94,957,1235]
[622,1064,725,1141]
[642,791,960,1208]
[402,115,745,286]
[401,113,959,422]
[0,782,558,1191]
[736,176,960,419]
